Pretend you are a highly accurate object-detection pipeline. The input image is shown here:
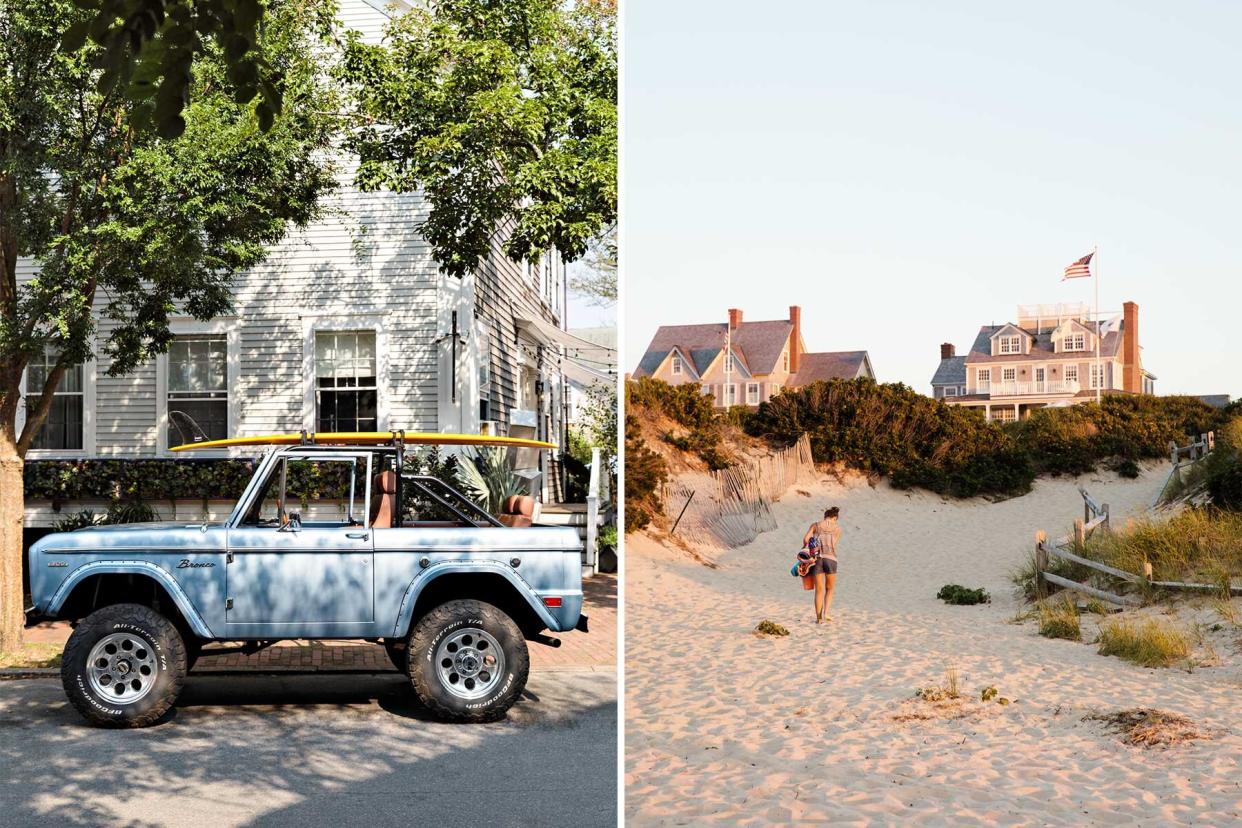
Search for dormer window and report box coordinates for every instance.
[671,355,683,375]
[1062,333,1087,352]
[724,353,734,372]
[998,336,1023,355]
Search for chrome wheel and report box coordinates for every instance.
[86,632,158,703]
[434,627,505,701]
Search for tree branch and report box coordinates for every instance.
[16,361,67,457]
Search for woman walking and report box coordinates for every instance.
[803,507,841,624]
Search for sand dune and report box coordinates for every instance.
[626,468,1242,825]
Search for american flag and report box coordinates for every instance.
[1062,252,1093,280]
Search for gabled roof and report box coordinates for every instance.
[989,323,1030,341]
[633,320,792,378]
[931,355,967,386]
[789,351,871,386]
[965,321,1122,363]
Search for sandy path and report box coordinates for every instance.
[625,468,1242,825]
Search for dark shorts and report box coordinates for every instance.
[812,557,837,575]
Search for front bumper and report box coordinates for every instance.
[25,605,51,628]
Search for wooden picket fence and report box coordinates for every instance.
[662,434,815,549]
[1035,480,1242,605]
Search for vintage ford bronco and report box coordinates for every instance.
[25,432,587,727]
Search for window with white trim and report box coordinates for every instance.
[945,387,958,397]
[1063,333,1086,352]
[998,335,1022,354]
[746,382,759,404]
[724,353,734,373]
[166,335,228,445]
[1002,367,1016,382]
[782,352,789,372]
[977,368,991,386]
[26,350,83,451]
[671,355,683,375]
[990,407,1017,423]
[1090,363,1105,389]
[724,383,737,406]
[315,330,378,431]
[1065,364,1079,385]
[770,383,781,397]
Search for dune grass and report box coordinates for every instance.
[1096,616,1194,668]
[1084,509,1242,587]
[1038,595,1082,641]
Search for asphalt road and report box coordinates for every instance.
[0,669,616,827]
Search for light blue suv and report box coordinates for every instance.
[26,440,587,727]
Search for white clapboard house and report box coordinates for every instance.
[18,0,614,568]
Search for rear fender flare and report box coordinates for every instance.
[392,560,557,638]
[47,560,215,639]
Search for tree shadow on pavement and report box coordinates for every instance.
[0,671,617,827]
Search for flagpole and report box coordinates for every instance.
[724,316,731,409]
[1094,244,1101,405]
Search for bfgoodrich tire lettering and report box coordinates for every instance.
[61,603,187,728]
[407,599,529,723]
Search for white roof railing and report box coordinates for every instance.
[1015,303,1091,328]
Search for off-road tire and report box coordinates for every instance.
[61,603,187,728]
[407,599,529,723]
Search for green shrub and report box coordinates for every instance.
[628,378,731,469]
[1008,395,1222,477]
[745,378,1033,498]
[1038,595,1082,640]
[1097,616,1193,667]
[1113,458,1141,479]
[624,414,667,532]
[1205,417,1242,510]
[936,584,990,605]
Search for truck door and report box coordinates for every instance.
[225,451,376,632]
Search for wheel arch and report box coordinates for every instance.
[49,562,213,639]
[393,564,556,640]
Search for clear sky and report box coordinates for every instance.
[623,0,1241,397]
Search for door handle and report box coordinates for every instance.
[346,532,369,540]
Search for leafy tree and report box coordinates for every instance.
[340,0,617,276]
[0,0,338,651]
[62,0,322,137]
[569,225,616,306]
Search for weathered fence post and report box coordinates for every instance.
[1143,560,1153,583]
[1208,431,1215,452]
[1035,530,1048,600]
[1101,503,1110,532]
[1169,440,1179,465]
[1074,518,1086,549]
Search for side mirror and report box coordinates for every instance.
[279,512,302,532]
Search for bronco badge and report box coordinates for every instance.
[177,559,215,569]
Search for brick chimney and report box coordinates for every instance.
[1122,301,1141,393]
[940,342,956,360]
[788,306,802,373]
[728,308,743,330]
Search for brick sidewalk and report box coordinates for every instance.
[23,574,616,673]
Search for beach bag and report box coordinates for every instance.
[794,549,816,590]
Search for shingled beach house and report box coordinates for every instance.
[931,302,1155,422]
[632,306,874,407]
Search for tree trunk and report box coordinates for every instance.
[0,439,23,652]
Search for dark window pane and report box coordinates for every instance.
[30,395,83,451]
[168,399,227,445]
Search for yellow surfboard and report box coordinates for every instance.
[170,431,557,452]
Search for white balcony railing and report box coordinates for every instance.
[984,380,1081,397]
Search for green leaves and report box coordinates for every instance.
[63,0,288,134]
[340,0,616,277]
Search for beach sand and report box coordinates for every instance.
[625,468,1242,825]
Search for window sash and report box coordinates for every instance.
[26,350,85,451]
[746,383,759,404]
[671,356,682,375]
